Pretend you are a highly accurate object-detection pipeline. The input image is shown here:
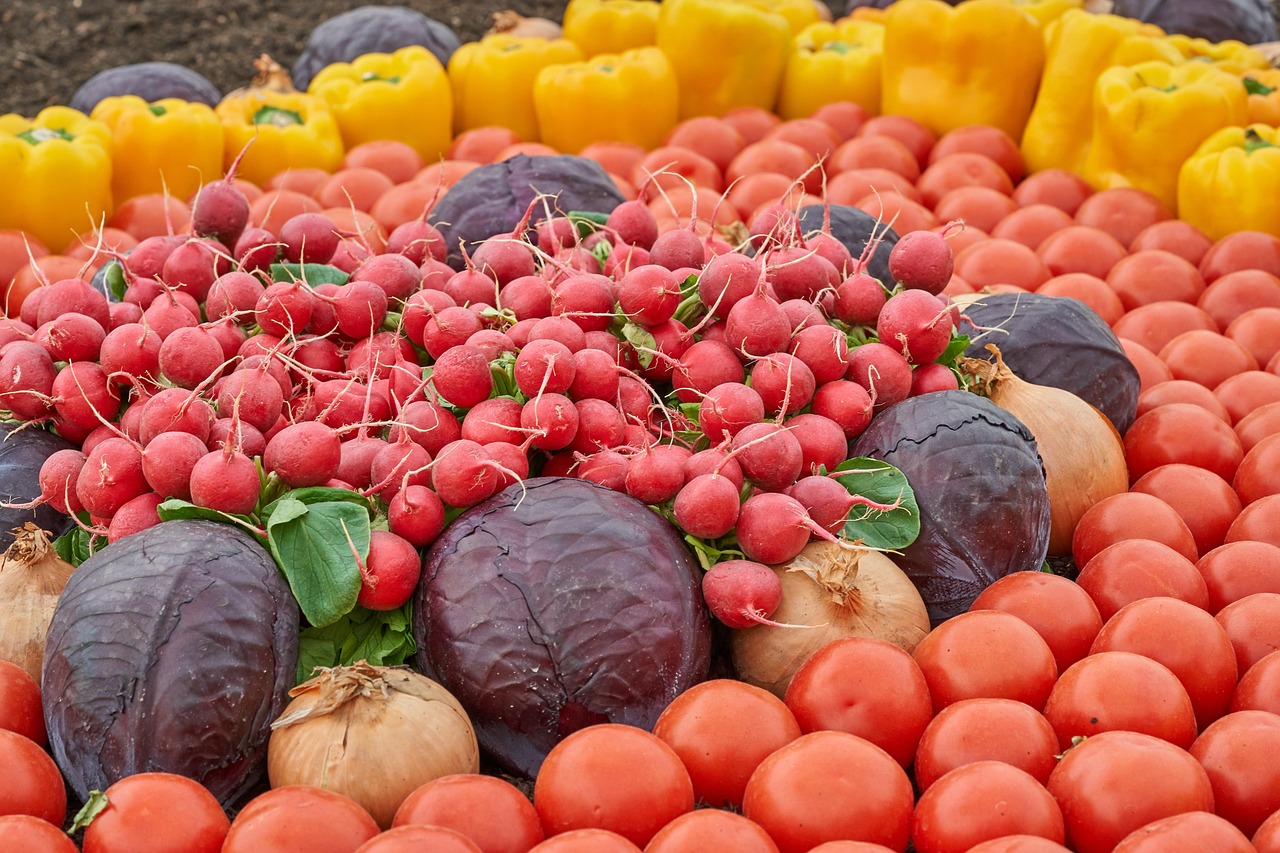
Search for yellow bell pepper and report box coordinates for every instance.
[1179,124,1280,241]
[216,89,344,187]
[1082,60,1250,213]
[738,0,824,34]
[1005,0,1082,28]
[656,0,792,119]
[562,0,660,57]
[1244,70,1280,127]
[848,7,886,22]
[880,0,1045,142]
[308,46,452,164]
[778,19,885,120]
[0,107,113,251]
[1166,35,1271,74]
[448,35,585,142]
[1021,10,1183,175]
[533,47,679,154]
[90,95,222,203]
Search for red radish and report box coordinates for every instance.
[499,274,554,322]
[521,393,579,450]
[82,424,119,457]
[736,492,835,564]
[876,289,955,365]
[137,389,216,446]
[330,280,389,339]
[809,380,874,440]
[351,253,422,302]
[725,282,791,359]
[616,374,654,425]
[699,382,765,442]
[431,345,493,409]
[506,318,538,349]
[255,280,314,338]
[240,354,293,397]
[0,341,56,420]
[472,238,536,287]
[263,421,341,487]
[75,437,147,519]
[161,239,230,303]
[310,379,389,430]
[569,398,627,454]
[357,530,422,611]
[191,156,251,247]
[368,440,433,503]
[234,226,280,273]
[578,449,629,491]
[910,362,960,395]
[483,440,528,488]
[420,305,483,358]
[329,237,373,274]
[701,559,785,628]
[51,362,120,432]
[536,216,579,254]
[528,315,587,353]
[140,431,207,500]
[684,447,744,490]
[673,473,741,538]
[140,294,199,341]
[215,368,285,433]
[388,485,446,547]
[189,449,260,514]
[606,198,659,249]
[36,278,110,330]
[34,314,105,363]
[387,219,447,265]
[637,318,694,384]
[278,212,340,264]
[346,332,415,381]
[552,274,615,333]
[784,413,848,476]
[748,352,816,417]
[209,418,266,457]
[108,302,143,329]
[624,442,687,504]
[106,492,163,542]
[37,448,87,515]
[444,265,500,307]
[888,229,954,294]
[766,246,839,302]
[847,342,914,410]
[289,337,344,378]
[393,400,462,455]
[337,435,389,490]
[420,258,454,291]
[806,231,855,278]
[789,323,850,385]
[238,332,283,361]
[125,234,185,281]
[515,339,576,397]
[780,298,826,333]
[459,397,524,445]
[158,326,225,389]
[671,340,744,404]
[0,318,34,347]
[465,328,517,362]
[785,475,861,534]
[568,347,621,401]
[205,317,248,361]
[618,265,680,327]
[698,253,762,319]
[832,272,888,326]
[649,227,704,271]
[431,439,504,507]
[730,421,804,492]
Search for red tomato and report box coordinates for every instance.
[0,230,49,294]
[1233,433,1280,507]
[1107,251,1207,312]
[1074,187,1172,248]
[1112,302,1220,359]
[969,572,1103,673]
[222,786,379,853]
[1215,592,1280,675]
[664,117,746,173]
[829,167,922,206]
[954,239,1050,290]
[1190,711,1280,836]
[0,814,79,852]
[966,838,1070,853]
[1226,308,1280,369]
[526,829,641,853]
[933,187,1016,234]
[1196,270,1280,330]
[354,825,482,853]
[83,772,228,853]
[810,101,870,141]
[912,610,1057,713]
[1225,494,1280,548]
[910,761,1064,853]
[534,724,692,847]
[643,809,779,853]
[930,125,1024,182]
[1128,220,1213,266]
[1235,401,1280,453]
[0,660,44,745]
[392,774,543,852]
[806,843,901,853]
[853,193,937,236]
[1119,338,1174,392]
[1136,380,1231,423]
[940,224,988,257]
[1198,230,1280,284]
[1111,811,1254,852]
[1231,650,1280,714]
[742,731,913,853]
[1036,226,1127,279]
[721,106,783,146]
[991,205,1076,250]
[1256,809,1280,853]
[652,680,800,809]
[1131,463,1241,556]
[784,637,931,768]
[1011,169,1092,215]
[831,135,921,181]
[1090,597,1237,729]
[1034,273,1124,325]
[913,698,1058,790]
[1197,541,1280,613]
[1047,730,1213,853]
[917,153,1013,209]
[1072,491,1199,568]
[1159,330,1258,391]
[1042,651,1198,750]
[1123,403,1244,483]
[1076,539,1209,620]
[1216,371,1280,425]
[767,118,841,162]
[0,730,63,825]
[856,115,936,169]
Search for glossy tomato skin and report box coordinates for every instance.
[1189,711,1280,837]
[643,809,779,853]
[0,660,46,745]
[82,772,229,853]
[0,729,65,825]
[221,786,380,853]
[0,814,79,852]
[969,572,1102,674]
[913,698,1058,790]
[1111,811,1253,852]
[912,610,1057,714]
[391,774,544,852]
[526,828,642,852]
[1071,491,1198,569]
[353,825,482,853]
[1123,403,1244,484]
[1196,541,1280,613]
[1131,464,1241,556]
[966,838,1070,852]
[1254,808,1280,853]
[1047,730,1214,853]
[1075,539,1209,621]
[1215,592,1280,674]
[743,731,913,853]
[1232,650,1280,714]
[910,761,1064,853]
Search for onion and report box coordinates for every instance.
[961,344,1129,556]
[731,541,931,698]
[486,10,563,39]
[267,662,480,828]
[223,54,298,101]
[0,523,75,684]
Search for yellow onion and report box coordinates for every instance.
[731,541,931,698]
[267,662,480,828]
[486,10,564,39]
[0,523,76,684]
[961,343,1129,555]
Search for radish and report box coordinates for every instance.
[157,326,225,390]
[36,278,110,331]
[876,289,955,365]
[616,375,653,425]
[472,237,536,287]
[806,231,855,278]
[779,298,826,333]
[124,234,185,282]
[310,378,389,430]
[75,437,148,519]
[161,239,230,303]
[108,302,143,330]
[51,362,120,432]
[190,154,251,247]
[278,212,340,264]
[736,492,841,565]
[431,439,504,508]
[400,289,455,345]
[346,332,415,382]
[809,380,874,440]
[263,421,341,487]
[701,560,786,629]
[671,340,743,404]
[520,393,578,451]
[483,440,529,488]
[444,265,500,308]
[233,227,280,273]
[0,341,57,420]
[786,475,861,535]
[465,329,518,362]
[606,198,659,249]
[725,281,791,359]
[392,400,462,455]
[387,219,447,265]
[784,413,848,476]
[240,354,293,398]
[215,367,285,433]
[337,435,389,490]
[431,344,492,409]
[289,337,344,378]
[356,530,422,611]
[0,317,33,348]
[189,449,260,515]
[37,448,88,515]
[460,397,524,445]
[617,264,680,327]
[636,318,693,384]
[887,229,954,295]
[623,442,687,505]
[698,253,761,320]
[730,421,803,492]
[603,243,651,279]
[649,227,704,272]
[789,323,850,385]
[909,362,961,395]
[255,280,314,338]
[748,352,815,417]
[552,273,615,333]
[766,246,839,302]
[673,473,740,538]
[330,280,389,339]
[831,272,888,326]
[568,347,620,401]
[106,492,164,543]
[388,484,446,548]
[577,449,629,491]
[368,440,433,503]
[209,418,266,458]
[498,274,554,322]
[350,252,422,303]
[847,342,914,410]
[205,318,248,361]
[684,447,744,490]
[569,397,626,454]
[699,382,765,442]
[535,216,579,254]
[527,315,586,353]
[420,306,482,359]
[514,339,576,397]
[34,313,105,363]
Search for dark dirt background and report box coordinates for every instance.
[2,0,846,118]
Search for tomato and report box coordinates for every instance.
[353,825,482,853]
[1119,339,1174,393]
[1257,810,1280,853]
[911,761,1064,853]
[1076,539,1209,621]
[1236,401,1280,452]
[526,829,642,853]
[1011,169,1092,215]
[940,224,988,257]
[1232,650,1280,714]
[1035,273,1124,325]
[969,572,1102,673]
[1216,371,1280,425]
[0,815,78,852]
[810,102,871,142]
[806,843,900,852]
[1198,230,1280,284]
[768,119,842,162]
[1111,811,1254,852]
[1112,303,1220,363]
[954,238,1050,290]
[743,731,913,853]
[1215,593,1280,675]
[1072,491,1199,568]
[1108,251,1207,313]
[1074,187,1172,248]
[652,679,799,809]
[1197,541,1280,613]
[929,125,1023,181]
[1043,651,1198,750]
[391,774,543,852]
[1226,308,1280,369]
[853,193,938,236]
[1123,403,1244,483]
[1233,433,1280,508]
[912,610,1057,713]
[1136,380,1231,423]
[917,153,1013,209]
[856,115,936,169]
[913,698,1058,790]
[0,730,64,825]
[1047,730,1213,853]
[1196,270,1280,330]
[5,256,86,318]
[1190,711,1280,837]
[1128,220,1213,266]
[1089,597,1237,729]
[1035,226,1127,279]
[82,772,228,853]
[784,637,931,768]
[1225,494,1280,548]
[831,135,921,181]
[966,838,1070,853]
[0,230,49,296]
[0,660,45,745]
[534,724,692,847]
[933,186,1016,234]
[1131,463,1241,556]
[1159,330,1258,391]
[222,786,380,853]
[643,809,778,853]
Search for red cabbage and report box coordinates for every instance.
[0,423,75,547]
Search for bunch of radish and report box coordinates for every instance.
[0,161,967,624]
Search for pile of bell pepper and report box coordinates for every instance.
[2,0,1279,253]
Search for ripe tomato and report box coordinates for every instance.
[929,125,1024,182]
[784,637,931,768]
[1036,226,1127,279]
[831,134,921,181]
[966,838,1070,853]
[954,238,1050,290]
[0,730,64,825]
[1108,251,1207,313]
[1253,806,1280,853]
[911,761,1064,853]
[1072,491,1199,568]
[1215,371,1280,425]
[534,724,692,847]
[1235,400,1280,452]
[1131,464,1241,556]
[1042,651,1198,750]
[392,774,543,852]
[1011,169,1092,215]
[221,786,379,853]
[1123,403,1244,484]
[1215,592,1280,675]
[643,809,779,853]
[1128,220,1213,266]
[1231,650,1280,714]
[82,772,228,853]
[652,680,799,809]
[743,731,913,853]
[0,815,79,852]
[912,610,1058,713]
[353,825,481,853]
[1035,273,1124,325]
[1119,338,1174,392]
[1089,597,1237,729]
[1114,302,1219,367]
[1076,539,1210,620]
[857,115,936,169]
[0,660,45,745]
[1198,230,1280,283]
[934,187,1016,234]
[1135,380,1231,423]
[969,572,1102,674]
[525,829,641,852]
[913,698,1058,790]
[1047,730,1213,853]
[1197,270,1280,329]
[1190,711,1280,837]
[1224,494,1280,548]
[1160,330,1259,391]
[917,153,1013,209]
[1111,811,1253,852]
[1074,187,1172,248]
[1197,541,1280,613]
[1226,308,1280,369]
[805,843,900,853]
[1233,432,1280,507]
